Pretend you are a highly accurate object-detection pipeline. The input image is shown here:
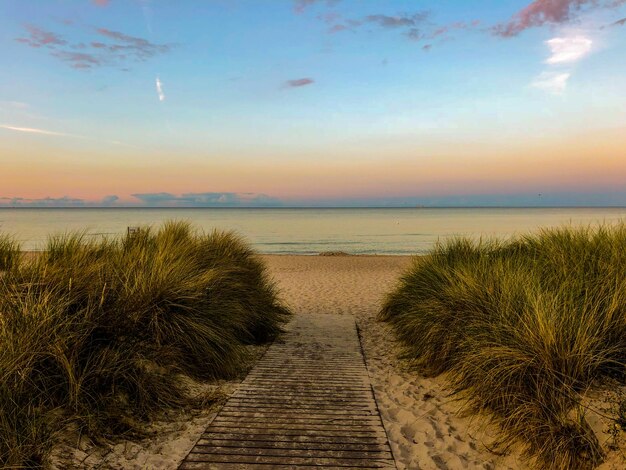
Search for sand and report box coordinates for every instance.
[264,255,526,470]
[262,255,626,470]
[54,254,626,469]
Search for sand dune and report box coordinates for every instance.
[264,255,525,470]
[265,255,626,470]
[55,254,625,469]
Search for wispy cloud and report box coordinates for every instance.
[0,124,135,148]
[51,50,102,69]
[15,24,67,48]
[301,0,622,53]
[0,196,87,207]
[14,23,173,70]
[0,124,73,137]
[155,76,165,101]
[131,192,282,207]
[318,10,441,49]
[316,9,478,49]
[531,33,594,94]
[297,0,489,50]
[294,0,316,13]
[364,13,429,29]
[325,11,430,36]
[294,0,340,14]
[92,0,110,6]
[429,20,481,39]
[494,0,626,37]
[545,36,593,64]
[531,71,571,93]
[94,27,172,60]
[284,78,315,88]
[0,192,282,208]
[403,19,482,43]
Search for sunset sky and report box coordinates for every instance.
[1,0,625,207]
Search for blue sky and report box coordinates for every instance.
[1,0,625,207]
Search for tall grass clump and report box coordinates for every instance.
[380,223,626,470]
[0,221,290,468]
[0,235,20,272]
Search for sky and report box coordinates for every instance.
[1,0,625,207]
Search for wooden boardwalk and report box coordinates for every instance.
[180,314,396,469]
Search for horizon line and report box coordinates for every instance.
[1,205,626,210]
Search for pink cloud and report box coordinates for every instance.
[92,0,110,6]
[294,0,316,13]
[323,11,429,38]
[15,24,67,48]
[365,12,429,29]
[294,0,340,14]
[494,0,626,37]
[430,21,479,39]
[15,23,172,71]
[94,27,172,60]
[284,78,315,88]
[51,51,102,69]
[328,24,349,33]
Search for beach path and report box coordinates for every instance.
[179,313,397,469]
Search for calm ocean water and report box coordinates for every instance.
[1,208,625,255]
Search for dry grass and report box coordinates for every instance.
[0,221,290,468]
[0,235,20,272]
[380,224,626,470]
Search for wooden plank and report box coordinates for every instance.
[189,446,393,459]
[218,410,379,418]
[181,464,393,470]
[220,404,377,412]
[179,314,396,469]
[195,439,388,450]
[200,433,389,445]
[204,427,387,438]
[212,416,382,424]
[183,453,395,466]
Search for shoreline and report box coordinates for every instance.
[21,250,420,257]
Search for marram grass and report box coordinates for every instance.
[0,221,290,468]
[0,235,20,272]
[380,223,626,470]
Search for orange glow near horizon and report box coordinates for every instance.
[3,125,625,203]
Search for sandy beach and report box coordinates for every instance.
[264,255,527,470]
[264,255,626,470]
[50,254,626,469]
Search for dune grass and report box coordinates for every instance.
[0,235,20,272]
[0,221,290,468]
[380,223,626,469]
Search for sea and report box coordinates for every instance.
[1,207,625,255]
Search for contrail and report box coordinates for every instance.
[1,124,137,148]
[0,124,73,136]
[156,75,165,101]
